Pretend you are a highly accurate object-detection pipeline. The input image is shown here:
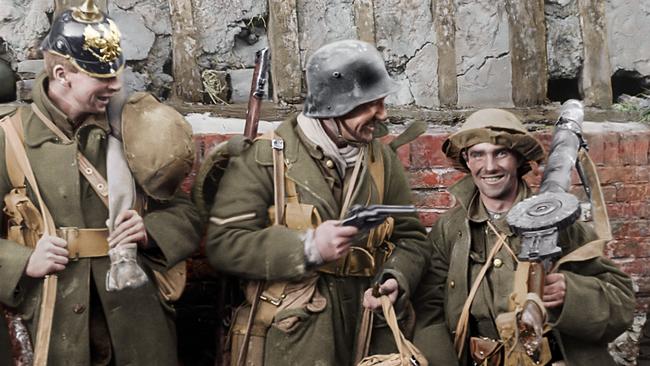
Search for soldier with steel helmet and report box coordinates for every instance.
[377,108,635,365]
[0,1,201,365]
[206,39,429,365]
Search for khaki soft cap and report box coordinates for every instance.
[442,108,545,173]
[122,92,194,201]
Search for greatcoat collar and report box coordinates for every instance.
[25,73,110,147]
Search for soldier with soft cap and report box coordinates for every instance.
[376,108,635,365]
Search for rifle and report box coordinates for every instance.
[236,47,270,366]
[506,99,587,362]
[342,204,416,232]
[243,47,270,141]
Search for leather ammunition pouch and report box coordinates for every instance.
[469,337,502,366]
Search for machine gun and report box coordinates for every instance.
[342,204,416,232]
[505,99,588,363]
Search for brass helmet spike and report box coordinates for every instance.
[72,0,104,23]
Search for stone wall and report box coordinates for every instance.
[1,0,649,107]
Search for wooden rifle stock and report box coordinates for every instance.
[243,48,270,140]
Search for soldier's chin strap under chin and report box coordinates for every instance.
[320,117,370,148]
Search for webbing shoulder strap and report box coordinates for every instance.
[368,143,385,204]
[30,103,109,207]
[2,113,26,188]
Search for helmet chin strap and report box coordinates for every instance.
[321,118,368,148]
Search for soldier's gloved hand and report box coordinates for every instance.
[543,272,566,308]
[25,234,69,278]
[108,209,148,249]
[362,278,399,310]
[313,220,358,263]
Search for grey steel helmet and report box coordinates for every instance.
[303,40,399,118]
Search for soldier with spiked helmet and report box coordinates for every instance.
[0,1,201,364]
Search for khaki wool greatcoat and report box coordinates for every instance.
[0,75,202,366]
[409,175,635,365]
[206,115,428,365]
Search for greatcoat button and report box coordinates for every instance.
[449,280,455,288]
[325,160,335,169]
[493,258,503,268]
[72,304,86,314]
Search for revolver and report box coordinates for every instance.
[341,204,417,231]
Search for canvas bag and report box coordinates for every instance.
[357,296,428,366]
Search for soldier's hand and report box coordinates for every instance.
[313,220,358,263]
[363,278,399,310]
[543,272,566,308]
[108,210,148,249]
[25,235,69,278]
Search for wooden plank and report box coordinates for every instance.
[432,0,457,107]
[168,0,203,102]
[165,101,635,125]
[505,0,548,106]
[268,0,302,103]
[353,0,375,44]
[577,0,613,107]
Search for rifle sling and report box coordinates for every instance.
[1,112,57,366]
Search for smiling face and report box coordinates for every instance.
[464,142,522,211]
[337,98,387,143]
[65,70,122,115]
[47,53,123,123]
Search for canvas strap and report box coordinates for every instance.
[1,112,57,366]
[30,103,109,207]
[453,220,518,358]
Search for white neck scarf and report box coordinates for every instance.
[297,113,360,177]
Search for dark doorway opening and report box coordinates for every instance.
[547,78,581,103]
[611,69,649,102]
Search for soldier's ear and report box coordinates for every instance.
[52,64,68,87]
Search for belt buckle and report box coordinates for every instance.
[59,227,80,261]
[259,292,286,306]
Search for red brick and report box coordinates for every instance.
[409,134,450,168]
[607,201,650,220]
[418,209,443,228]
[597,166,637,184]
[532,131,553,152]
[583,131,606,165]
[621,131,650,166]
[635,166,650,183]
[409,168,466,189]
[602,132,622,166]
[611,219,650,238]
[379,135,411,168]
[412,189,457,209]
[606,237,650,259]
[615,183,650,202]
[601,185,617,202]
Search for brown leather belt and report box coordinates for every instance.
[56,227,109,259]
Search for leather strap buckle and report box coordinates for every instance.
[59,227,80,261]
[259,292,286,306]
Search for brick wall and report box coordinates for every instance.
[178,124,650,364]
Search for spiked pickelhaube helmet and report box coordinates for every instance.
[41,0,125,77]
[303,39,399,118]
